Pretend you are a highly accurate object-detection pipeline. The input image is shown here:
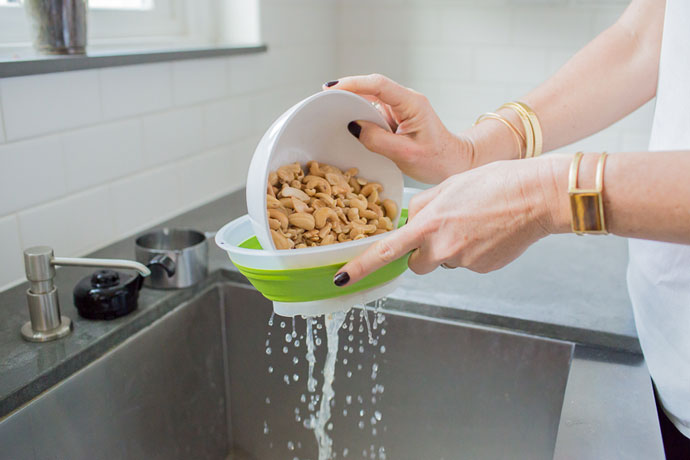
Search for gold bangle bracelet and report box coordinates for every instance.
[474,112,525,159]
[568,152,609,235]
[513,102,542,157]
[499,102,535,158]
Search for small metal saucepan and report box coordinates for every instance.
[135,229,209,289]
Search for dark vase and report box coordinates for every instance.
[24,0,88,55]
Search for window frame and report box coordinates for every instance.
[0,0,220,55]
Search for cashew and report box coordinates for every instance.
[315,192,336,207]
[361,209,378,220]
[367,188,379,204]
[267,161,395,248]
[288,212,315,230]
[314,207,339,228]
[271,229,293,249]
[268,172,279,186]
[304,175,332,194]
[280,186,310,202]
[292,197,311,214]
[268,208,288,231]
[266,194,282,209]
[307,161,325,177]
[361,182,383,197]
[382,199,398,219]
[367,201,383,217]
[318,223,332,239]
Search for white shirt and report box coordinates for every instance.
[627,0,690,438]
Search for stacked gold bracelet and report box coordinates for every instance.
[568,152,609,235]
[474,101,543,159]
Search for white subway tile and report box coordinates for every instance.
[474,46,547,84]
[172,58,228,106]
[18,186,115,257]
[0,136,66,217]
[0,95,6,144]
[619,130,650,152]
[61,119,143,193]
[174,145,243,210]
[406,45,473,82]
[141,106,204,168]
[0,215,24,290]
[591,7,625,35]
[100,63,173,120]
[227,54,271,95]
[108,164,181,237]
[0,70,101,141]
[203,96,254,149]
[511,7,594,48]
[441,6,513,45]
[338,44,406,84]
[546,50,577,77]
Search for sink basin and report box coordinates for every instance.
[226,285,573,460]
[0,282,579,460]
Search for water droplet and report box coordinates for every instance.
[315,337,322,346]
[343,358,348,365]
[381,328,386,336]
[263,420,269,434]
[346,395,352,404]
[293,373,299,382]
[343,409,348,416]
[280,321,286,328]
[283,374,290,385]
[285,333,293,343]
[265,347,272,355]
[283,346,289,354]
[300,394,306,403]
[347,370,352,378]
[268,312,275,326]
[359,345,364,353]
[294,339,300,347]
[265,397,270,404]
[348,334,354,342]
[287,441,294,450]
[374,410,382,421]
[268,366,273,373]
[360,409,365,417]
[343,447,349,457]
[357,364,362,371]
[293,356,299,365]
[380,345,386,353]
[358,421,365,429]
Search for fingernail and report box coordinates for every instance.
[324,80,339,87]
[333,271,350,287]
[347,121,361,139]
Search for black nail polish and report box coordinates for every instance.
[347,121,361,139]
[325,80,339,87]
[333,272,350,286]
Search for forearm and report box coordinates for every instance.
[466,0,664,167]
[539,152,690,244]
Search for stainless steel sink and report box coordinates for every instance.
[0,282,576,460]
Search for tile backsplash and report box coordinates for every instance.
[0,0,337,290]
[0,0,654,290]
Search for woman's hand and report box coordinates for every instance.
[333,157,567,286]
[323,74,475,184]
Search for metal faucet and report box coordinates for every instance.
[22,246,151,343]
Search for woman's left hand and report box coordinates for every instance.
[334,157,567,286]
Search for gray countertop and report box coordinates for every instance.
[0,189,662,458]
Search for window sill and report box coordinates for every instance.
[0,44,267,78]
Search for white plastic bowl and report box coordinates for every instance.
[246,89,404,251]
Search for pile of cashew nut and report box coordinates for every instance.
[267,161,398,249]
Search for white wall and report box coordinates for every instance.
[0,0,338,290]
[336,0,654,154]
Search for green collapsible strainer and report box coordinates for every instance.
[215,188,416,317]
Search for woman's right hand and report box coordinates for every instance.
[323,74,475,185]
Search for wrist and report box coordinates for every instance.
[536,154,572,234]
[464,112,522,169]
